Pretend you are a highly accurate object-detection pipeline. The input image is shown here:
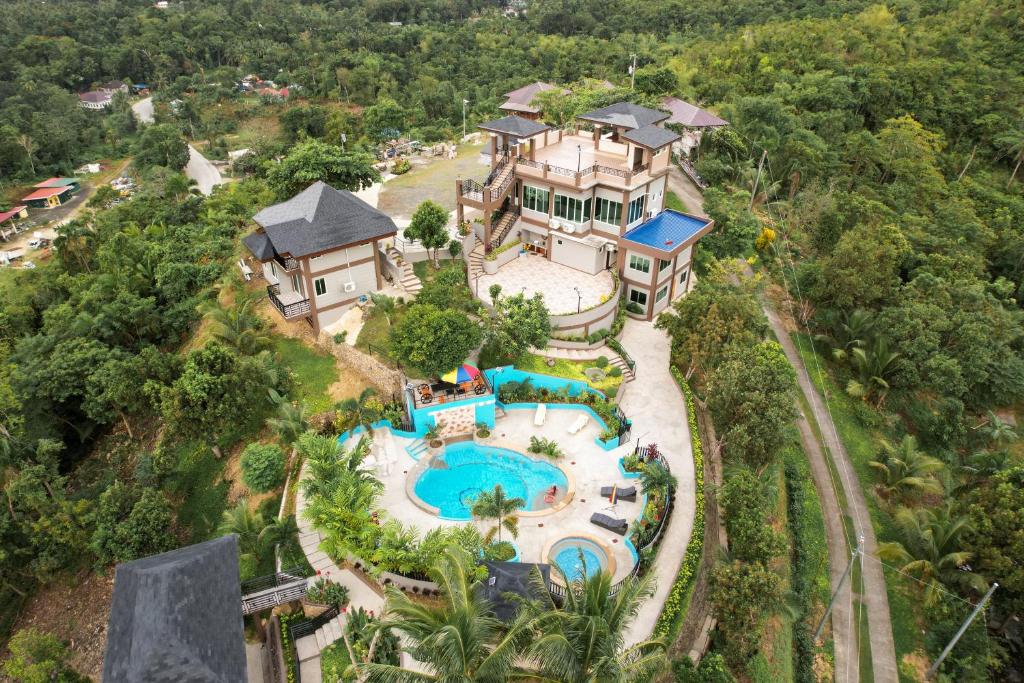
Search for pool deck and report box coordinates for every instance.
[363,407,644,583]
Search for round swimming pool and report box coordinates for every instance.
[414,442,568,520]
[548,536,609,581]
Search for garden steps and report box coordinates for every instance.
[296,635,320,662]
[468,244,485,280]
[407,438,430,460]
[538,345,636,383]
[387,246,423,296]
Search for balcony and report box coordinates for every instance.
[517,134,653,189]
[273,254,300,271]
[267,283,311,319]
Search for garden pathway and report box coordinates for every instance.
[617,320,697,646]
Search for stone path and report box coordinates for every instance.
[617,319,696,646]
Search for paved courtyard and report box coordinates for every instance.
[476,254,615,314]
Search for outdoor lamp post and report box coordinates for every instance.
[574,286,582,313]
[576,144,582,173]
[462,99,469,140]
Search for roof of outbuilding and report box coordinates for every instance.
[103,536,247,683]
[0,206,26,223]
[577,102,669,130]
[248,181,397,259]
[34,177,78,188]
[22,187,72,201]
[242,231,275,261]
[79,91,112,103]
[481,561,552,622]
[501,81,563,105]
[478,115,550,138]
[661,97,729,128]
[620,124,680,149]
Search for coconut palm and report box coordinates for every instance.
[846,335,900,406]
[216,499,294,575]
[362,547,528,683]
[868,435,945,502]
[995,127,1024,188]
[814,308,875,361]
[471,484,525,544]
[266,389,309,469]
[209,296,272,355]
[979,410,1018,448]
[876,503,987,606]
[370,293,398,325]
[337,387,381,434]
[523,567,665,682]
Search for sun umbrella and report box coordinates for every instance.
[441,363,481,384]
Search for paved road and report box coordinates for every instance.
[756,284,899,682]
[131,96,223,195]
[131,96,154,124]
[667,164,707,215]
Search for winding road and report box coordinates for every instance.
[131,96,224,195]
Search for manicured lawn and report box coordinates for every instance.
[791,332,925,674]
[515,352,625,396]
[413,257,458,283]
[272,335,337,413]
[377,142,486,218]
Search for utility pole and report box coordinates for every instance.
[462,99,469,141]
[925,583,998,680]
[750,149,767,210]
[629,54,637,90]
[814,535,863,641]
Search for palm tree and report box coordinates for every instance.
[995,127,1024,188]
[362,547,528,683]
[523,567,665,682]
[639,462,677,498]
[876,503,987,606]
[267,389,308,469]
[868,435,945,502]
[978,409,1018,448]
[216,499,292,575]
[337,387,380,434]
[471,484,525,544]
[209,297,272,355]
[847,335,900,406]
[815,309,875,362]
[370,293,398,325]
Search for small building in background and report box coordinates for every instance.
[498,82,567,121]
[79,91,113,110]
[22,178,79,208]
[661,96,729,157]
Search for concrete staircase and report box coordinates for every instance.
[487,209,518,251]
[608,353,636,383]
[387,246,422,296]
[406,438,430,461]
[468,243,485,281]
[543,346,636,383]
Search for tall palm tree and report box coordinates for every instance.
[868,435,944,502]
[267,389,308,468]
[362,547,528,683]
[337,387,380,435]
[471,484,525,544]
[877,503,987,605]
[523,568,665,682]
[979,409,1018,448]
[216,499,292,575]
[209,297,272,355]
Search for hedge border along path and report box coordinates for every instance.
[653,367,705,640]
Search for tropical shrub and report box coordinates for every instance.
[240,442,286,492]
[305,577,350,608]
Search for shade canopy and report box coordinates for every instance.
[442,364,481,384]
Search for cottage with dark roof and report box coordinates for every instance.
[243,181,397,332]
[497,81,567,120]
[103,536,247,682]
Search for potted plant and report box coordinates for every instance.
[474,421,492,442]
[425,423,444,450]
[303,576,350,617]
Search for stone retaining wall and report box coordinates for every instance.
[315,332,405,396]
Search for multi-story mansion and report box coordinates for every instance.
[456,101,714,322]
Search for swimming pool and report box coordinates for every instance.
[548,536,609,581]
[414,442,568,520]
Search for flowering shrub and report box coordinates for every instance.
[653,368,706,640]
[305,577,350,608]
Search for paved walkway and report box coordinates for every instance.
[475,255,615,314]
[618,319,696,645]
[756,281,898,682]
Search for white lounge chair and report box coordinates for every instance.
[534,403,547,426]
[568,414,589,435]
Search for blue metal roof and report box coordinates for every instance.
[622,210,712,252]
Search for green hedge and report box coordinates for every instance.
[653,367,706,640]
[484,238,521,261]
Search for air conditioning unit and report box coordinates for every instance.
[343,282,357,293]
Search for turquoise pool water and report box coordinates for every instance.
[414,442,568,520]
[549,537,607,580]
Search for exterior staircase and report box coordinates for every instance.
[387,246,422,296]
[468,243,485,282]
[608,353,636,383]
[406,438,430,460]
[487,209,519,251]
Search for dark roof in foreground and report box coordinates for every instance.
[478,115,550,139]
[661,97,729,128]
[248,181,397,259]
[621,124,680,149]
[481,561,551,621]
[578,102,669,130]
[103,536,247,683]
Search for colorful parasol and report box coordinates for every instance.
[441,363,481,384]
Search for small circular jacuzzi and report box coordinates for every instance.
[547,536,614,582]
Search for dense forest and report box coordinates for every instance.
[1,0,1023,681]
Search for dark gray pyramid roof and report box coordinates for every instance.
[248,181,397,259]
[578,102,670,129]
[478,115,551,139]
[103,536,247,683]
[621,124,681,149]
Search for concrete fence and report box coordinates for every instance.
[548,280,622,335]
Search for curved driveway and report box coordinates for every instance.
[131,96,223,195]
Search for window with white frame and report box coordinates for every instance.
[628,253,651,274]
[659,258,672,273]
[629,289,648,306]
[679,268,689,284]
[594,197,622,225]
[627,195,646,224]
[523,185,549,213]
[553,194,591,223]
[291,273,304,295]
[314,277,327,297]
[655,285,668,302]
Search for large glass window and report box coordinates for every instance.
[553,194,591,223]
[627,195,647,224]
[659,258,672,273]
[629,289,648,306]
[594,197,622,225]
[655,285,668,302]
[629,253,651,274]
[523,185,549,213]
